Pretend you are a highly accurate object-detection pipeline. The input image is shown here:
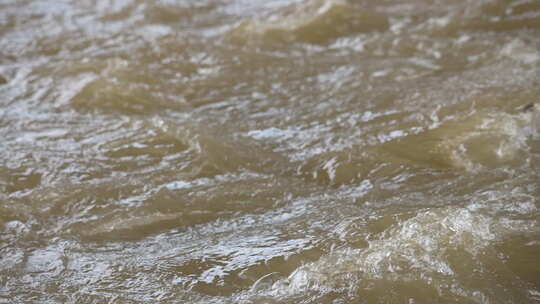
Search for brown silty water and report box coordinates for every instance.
[0,0,539,303]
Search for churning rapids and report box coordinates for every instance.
[1,0,540,303]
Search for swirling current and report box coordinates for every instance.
[0,0,539,303]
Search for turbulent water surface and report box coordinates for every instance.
[1,0,540,303]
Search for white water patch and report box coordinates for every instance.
[441,111,533,170]
[378,110,535,170]
[162,172,267,191]
[135,24,172,41]
[500,38,540,65]
[180,236,313,286]
[246,123,349,161]
[377,129,407,143]
[247,127,294,142]
[25,248,65,275]
[532,103,540,138]
[248,202,535,302]
[228,0,388,44]
[467,190,537,217]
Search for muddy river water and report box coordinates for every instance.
[1,0,540,303]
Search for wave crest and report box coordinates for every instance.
[229,0,388,44]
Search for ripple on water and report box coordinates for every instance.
[1,0,539,303]
[228,0,388,44]
[376,109,535,171]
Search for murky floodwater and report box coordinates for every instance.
[1,0,539,303]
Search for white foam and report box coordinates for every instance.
[432,111,532,170]
[500,39,540,65]
[532,103,540,138]
[253,204,533,300]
